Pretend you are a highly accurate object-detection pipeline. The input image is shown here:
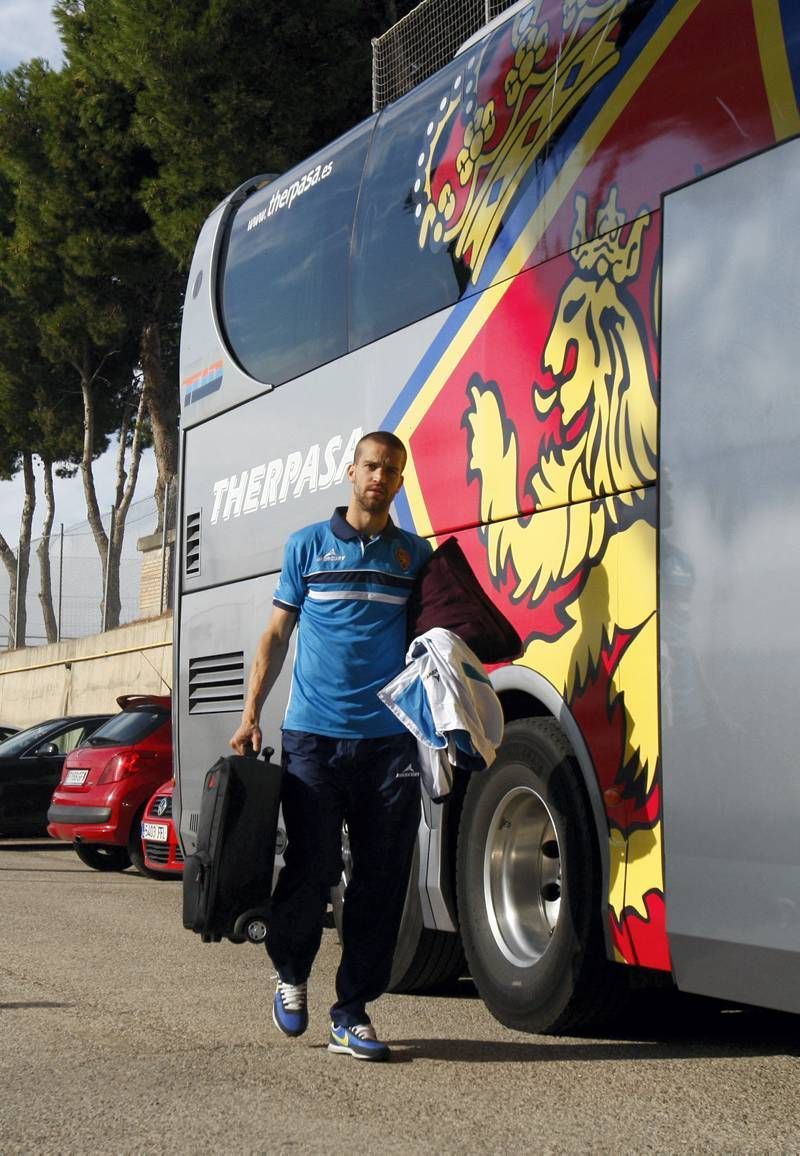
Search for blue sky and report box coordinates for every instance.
[0,0,63,74]
[0,0,157,546]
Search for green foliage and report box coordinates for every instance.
[0,0,419,504]
[56,0,418,267]
[0,61,139,458]
[0,167,83,478]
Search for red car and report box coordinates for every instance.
[47,694,172,877]
[140,778,184,876]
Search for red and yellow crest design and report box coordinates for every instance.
[394,545,412,572]
[387,0,799,969]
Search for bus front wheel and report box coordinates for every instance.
[456,717,626,1033]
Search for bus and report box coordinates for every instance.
[174,0,800,1033]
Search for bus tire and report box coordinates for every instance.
[456,717,626,1033]
[331,832,465,993]
[387,840,465,993]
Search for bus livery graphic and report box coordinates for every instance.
[464,188,661,966]
[389,0,799,972]
[414,0,630,283]
[182,359,224,406]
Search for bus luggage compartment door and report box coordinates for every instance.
[659,137,800,1014]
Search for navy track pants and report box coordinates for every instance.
[266,729,421,1027]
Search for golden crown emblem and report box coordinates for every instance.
[414,0,626,282]
[571,187,650,283]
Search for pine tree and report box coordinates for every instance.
[0,61,141,630]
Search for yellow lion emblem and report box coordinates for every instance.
[465,188,661,920]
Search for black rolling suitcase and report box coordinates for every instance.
[182,749,283,945]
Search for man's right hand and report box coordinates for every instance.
[229,719,262,756]
[228,605,296,759]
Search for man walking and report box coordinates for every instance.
[230,431,431,1061]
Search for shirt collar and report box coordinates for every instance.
[331,507,397,542]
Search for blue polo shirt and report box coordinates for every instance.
[273,508,432,738]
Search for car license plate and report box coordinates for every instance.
[64,768,88,785]
[142,821,168,842]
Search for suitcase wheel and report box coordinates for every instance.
[234,910,270,944]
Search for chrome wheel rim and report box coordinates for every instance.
[483,782,562,967]
[246,919,267,943]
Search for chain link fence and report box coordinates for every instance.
[371,0,521,110]
[0,487,175,650]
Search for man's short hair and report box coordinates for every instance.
[354,430,407,467]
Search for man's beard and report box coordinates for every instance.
[355,487,391,516]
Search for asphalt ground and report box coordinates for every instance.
[2,839,799,1154]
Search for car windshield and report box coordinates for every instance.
[0,721,59,758]
[85,708,168,747]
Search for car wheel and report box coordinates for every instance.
[456,717,628,1034]
[74,842,131,872]
[331,825,465,993]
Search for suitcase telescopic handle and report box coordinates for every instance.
[243,742,275,762]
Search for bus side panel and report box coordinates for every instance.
[389,210,665,969]
[442,500,661,967]
[179,311,452,595]
[660,137,800,1013]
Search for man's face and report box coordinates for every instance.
[348,440,406,517]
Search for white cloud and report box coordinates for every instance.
[0,0,64,73]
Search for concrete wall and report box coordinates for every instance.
[0,615,173,729]
[137,530,175,619]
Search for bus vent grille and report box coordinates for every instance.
[188,651,245,714]
[188,811,200,834]
[185,511,201,576]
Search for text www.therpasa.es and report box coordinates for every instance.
[247,162,335,231]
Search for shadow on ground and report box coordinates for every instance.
[402,975,798,1060]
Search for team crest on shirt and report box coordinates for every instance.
[394,546,412,571]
